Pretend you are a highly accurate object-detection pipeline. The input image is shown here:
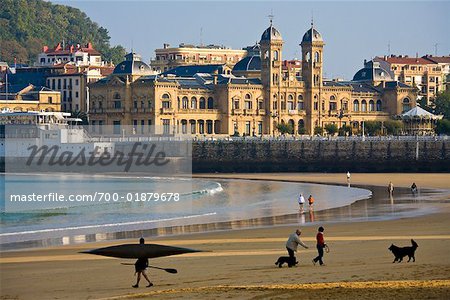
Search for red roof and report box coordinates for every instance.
[43,42,100,56]
[423,55,450,64]
[379,56,434,65]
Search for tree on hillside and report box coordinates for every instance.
[0,0,126,65]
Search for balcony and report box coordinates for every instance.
[244,108,255,115]
[104,108,125,113]
[160,107,175,114]
[288,110,297,115]
[179,108,220,114]
[232,108,242,115]
[257,109,266,116]
[132,108,153,113]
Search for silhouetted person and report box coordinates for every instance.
[132,238,153,288]
[411,182,418,194]
[313,226,326,266]
[388,182,394,195]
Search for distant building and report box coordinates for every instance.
[374,55,449,104]
[0,84,61,112]
[10,42,114,112]
[37,42,103,67]
[150,43,247,73]
[422,55,450,92]
[89,22,417,137]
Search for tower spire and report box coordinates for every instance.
[311,10,314,28]
[268,9,274,26]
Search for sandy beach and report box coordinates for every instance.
[1,173,450,299]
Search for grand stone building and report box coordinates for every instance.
[89,23,417,136]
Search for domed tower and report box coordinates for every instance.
[300,23,324,134]
[301,23,324,89]
[260,20,283,88]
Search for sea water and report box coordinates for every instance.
[0,173,370,245]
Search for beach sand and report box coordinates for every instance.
[1,173,449,299]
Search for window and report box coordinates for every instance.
[369,100,375,112]
[234,99,240,109]
[305,52,310,62]
[273,50,279,61]
[206,120,213,134]
[353,100,359,112]
[75,79,79,86]
[191,97,197,109]
[314,102,318,110]
[361,100,367,112]
[245,121,251,135]
[134,101,138,109]
[288,101,294,110]
[314,52,320,63]
[258,101,263,110]
[162,119,170,135]
[245,93,251,100]
[258,121,263,135]
[162,100,171,108]
[207,97,214,109]
[198,121,204,134]
[281,101,286,110]
[297,100,304,110]
[114,101,121,109]
[182,97,188,109]
[113,93,121,99]
[113,121,121,134]
[329,102,337,111]
[402,98,411,112]
[75,91,79,98]
[181,120,187,134]
[245,100,252,109]
[48,97,53,104]
[199,97,206,109]
[273,101,278,110]
[376,100,382,111]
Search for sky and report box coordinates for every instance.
[51,1,449,80]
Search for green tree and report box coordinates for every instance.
[324,123,338,136]
[433,91,450,119]
[435,119,450,135]
[363,121,381,136]
[314,126,324,135]
[384,120,403,135]
[338,125,351,136]
[276,123,293,134]
[0,0,126,65]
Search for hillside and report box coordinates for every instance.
[0,0,126,65]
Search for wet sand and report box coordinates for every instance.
[1,173,449,299]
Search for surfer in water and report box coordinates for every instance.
[132,238,153,288]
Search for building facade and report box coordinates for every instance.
[37,43,103,67]
[0,84,61,112]
[89,23,417,136]
[374,55,449,104]
[150,43,248,73]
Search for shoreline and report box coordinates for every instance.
[1,173,449,251]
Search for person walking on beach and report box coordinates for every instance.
[286,229,309,266]
[298,193,305,213]
[388,182,394,195]
[308,195,315,210]
[411,182,418,194]
[346,171,351,186]
[132,238,153,288]
[312,226,326,266]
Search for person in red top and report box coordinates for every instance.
[312,226,326,266]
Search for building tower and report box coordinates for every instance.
[300,22,324,134]
[260,20,283,135]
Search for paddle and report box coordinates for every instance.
[121,263,178,274]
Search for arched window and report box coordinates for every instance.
[314,52,320,63]
[274,50,279,61]
[402,98,411,112]
[113,92,121,99]
[199,97,206,109]
[353,100,359,112]
[162,93,170,100]
[297,97,304,110]
[245,93,251,100]
[376,100,382,111]
[207,97,214,109]
[361,100,367,112]
[369,100,375,111]
[182,97,188,109]
[191,97,197,109]
[288,95,294,101]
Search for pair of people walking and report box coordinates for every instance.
[285,227,327,266]
[298,194,315,212]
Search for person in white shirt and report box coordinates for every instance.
[298,193,305,213]
[286,229,309,266]
[346,171,351,186]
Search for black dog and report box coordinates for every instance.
[275,256,298,268]
[388,239,418,263]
